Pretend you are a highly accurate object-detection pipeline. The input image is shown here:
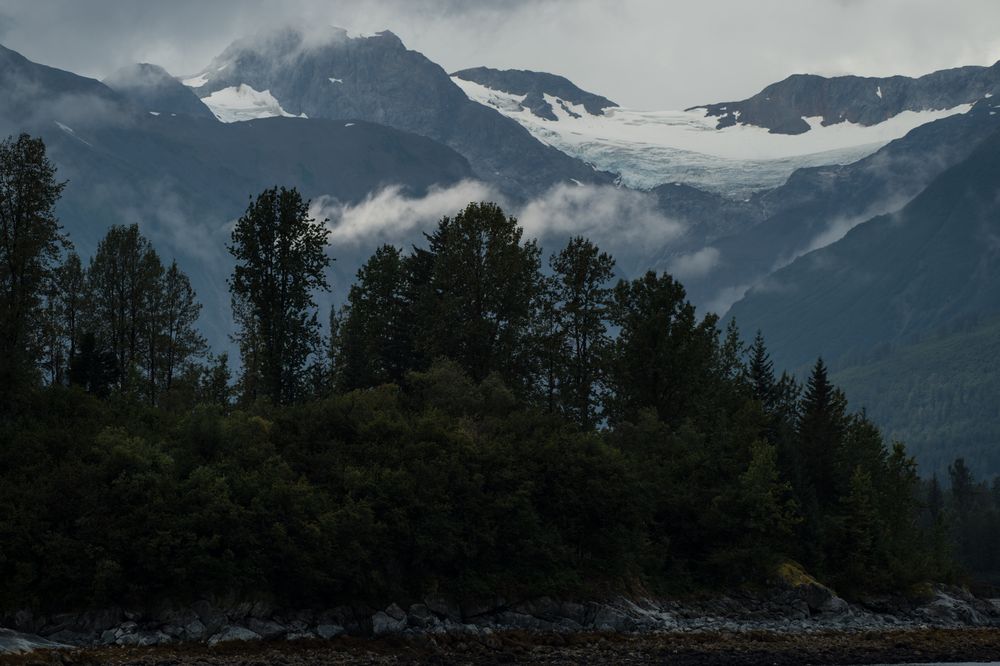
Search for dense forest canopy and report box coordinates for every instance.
[0,133,996,613]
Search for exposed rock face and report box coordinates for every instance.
[695,61,1000,134]
[450,66,617,119]
[186,26,613,198]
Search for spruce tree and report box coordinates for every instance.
[797,357,848,507]
[747,330,775,411]
[228,187,330,404]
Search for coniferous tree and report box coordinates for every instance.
[0,134,67,396]
[228,187,331,404]
[338,245,411,391]
[550,236,615,427]
[797,357,848,507]
[419,202,543,392]
[747,330,776,411]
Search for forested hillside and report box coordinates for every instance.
[0,134,987,614]
[834,315,1000,478]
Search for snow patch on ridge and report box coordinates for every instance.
[451,76,972,196]
[201,85,307,123]
[182,73,210,88]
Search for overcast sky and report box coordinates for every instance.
[2,0,999,109]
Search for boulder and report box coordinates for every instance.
[773,561,848,614]
[207,625,262,647]
[916,589,988,626]
[192,601,228,635]
[247,618,286,640]
[315,624,345,639]
[590,604,637,632]
[183,619,208,641]
[407,604,438,629]
[371,609,407,636]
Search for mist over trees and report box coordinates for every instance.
[0,133,993,612]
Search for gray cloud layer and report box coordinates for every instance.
[2,0,1000,109]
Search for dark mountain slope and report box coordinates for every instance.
[451,66,617,119]
[695,61,1000,134]
[684,99,1000,309]
[726,122,1000,372]
[103,63,215,119]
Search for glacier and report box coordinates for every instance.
[451,77,972,197]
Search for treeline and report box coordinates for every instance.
[924,460,1000,585]
[0,134,951,611]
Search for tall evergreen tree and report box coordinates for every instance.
[228,187,330,404]
[0,134,67,396]
[338,245,411,391]
[747,330,775,411]
[550,236,615,427]
[797,357,848,507]
[419,202,543,392]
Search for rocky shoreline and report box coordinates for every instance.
[3,583,1000,662]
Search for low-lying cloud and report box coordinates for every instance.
[517,183,684,253]
[313,181,686,266]
[311,180,502,248]
[667,247,720,281]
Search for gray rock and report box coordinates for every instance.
[372,610,407,636]
[384,603,407,621]
[590,604,636,632]
[183,618,207,640]
[286,630,316,640]
[247,618,286,640]
[407,604,438,629]
[207,625,262,646]
[818,596,851,616]
[115,621,138,637]
[916,590,988,626]
[118,631,171,647]
[315,623,345,639]
[192,601,227,635]
[161,624,184,638]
